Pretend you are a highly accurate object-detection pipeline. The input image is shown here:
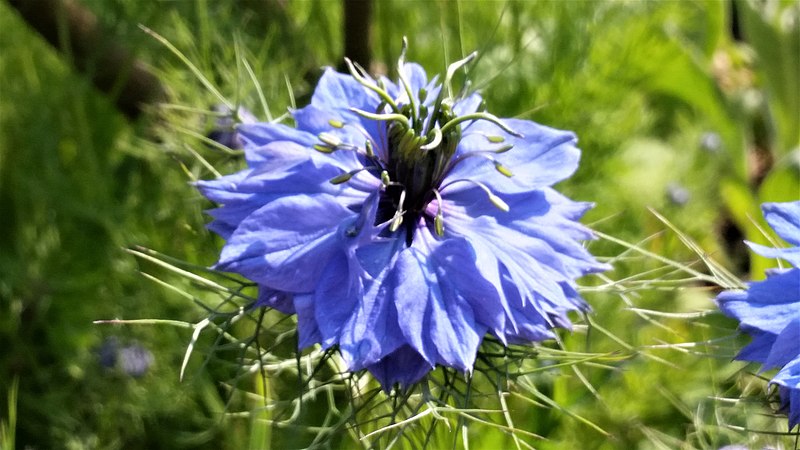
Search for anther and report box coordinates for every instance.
[439,179,510,213]
[318,132,342,147]
[488,194,510,212]
[330,167,374,185]
[493,161,514,178]
[328,119,344,128]
[487,135,505,143]
[434,214,445,236]
[433,189,445,237]
[389,190,407,232]
[329,172,355,185]
[314,144,335,154]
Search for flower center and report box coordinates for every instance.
[320,39,522,246]
[377,106,460,245]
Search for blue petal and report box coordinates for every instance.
[431,187,603,342]
[294,294,322,348]
[196,170,262,239]
[399,63,428,93]
[313,252,360,349]
[736,328,777,363]
[446,119,580,194]
[393,232,486,370]
[237,122,317,165]
[453,92,483,117]
[745,242,800,267]
[217,194,355,292]
[238,122,367,176]
[305,231,409,372]
[293,68,385,141]
[763,201,800,246]
[499,266,558,343]
[337,257,406,370]
[395,63,441,111]
[442,187,602,306]
[255,288,295,314]
[764,318,800,369]
[425,235,508,343]
[310,68,382,112]
[717,268,800,336]
[741,201,800,266]
[773,358,800,429]
[366,345,432,389]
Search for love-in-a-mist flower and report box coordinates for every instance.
[197,42,609,389]
[717,201,800,429]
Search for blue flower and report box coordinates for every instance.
[717,201,800,429]
[197,46,608,389]
[119,343,154,378]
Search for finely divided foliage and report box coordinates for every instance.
[198,46,608,389]
[717,201,800,430]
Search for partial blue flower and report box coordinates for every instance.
[717,200,800,430]
[119,343,154,378]
[699,131,722,153]
[208,105,257,149]
[197,47,608,389]
[96,338,154,378]
[666,182,690,206]
[97,337,119,369]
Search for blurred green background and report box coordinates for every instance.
[1,0,798,448]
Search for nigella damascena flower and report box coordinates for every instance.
[197,44,609,389]
[717,201,800,429]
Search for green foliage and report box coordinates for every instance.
[1,0,798,448]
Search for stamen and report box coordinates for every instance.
[433,189,445,237]
[493,161,514,178]
[328,119,344,128]
[337,121,381,159]
[486,135,505,143]
[444,148,514,179]
[314,144,335,154]
[329,170,357,185]
[318,132,342,147]
[439,179,510,213]
[389,190,407,232]
[330,167,380,185]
